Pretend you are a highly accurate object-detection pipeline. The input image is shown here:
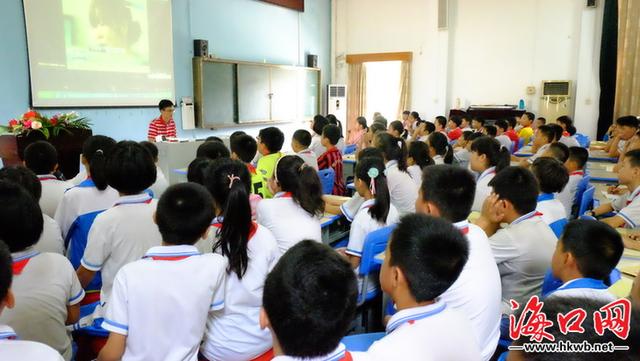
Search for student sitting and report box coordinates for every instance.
[0,181,83,360]
[347,116,367,148]
[494,119,513,150]
[410,119,434,142]
[260,241,358,361]
[139,141,169,199]
[0,167,64,255]
[23,141,73,218]
[355,214,482,360]
[608,115,639,158]
[309,115,329,156]
[542,142,570,163]
[427,131,453,165]
[474,167,557,314]
[517,112,535,145]
[557,146,588,217]
[453,131,482,170]
[531,157,569,226]
[434,115,449,139]
[290,129,318,170]
[387,120,407,139]
[407,141,434,185]
[317,124,346,195]
[533,116,546,132]
[417,165,502,361]
[200,160,279,361]
[556,116,581,148]
[375,133,418,214]
[97,183,226,361]
[343,157,399,294]
[547,220,622,301]
[257,155,324,254]
[472,116,485,133]
[230,134,263,218]
[0,241,65,360]
[363,122,386,149]
[515,124,555,167]
[326,114,346,153]
[447,115,463,141]
[256,127,285,198]
[504,117,520,150]
[77,141,162,319]
[196,140,230,160]
[589,149,640,228]
[461,114,473,132]
[187,157,215,185]
[470,136,510,212]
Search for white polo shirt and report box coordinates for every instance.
[35,213,65,255]
[545,278,617,303]
[384,160,418,215]
[0,249,84,361]
[340,193,365,222]
[557,171,584,217]
[54,178,119,240]
[273,343,353,361]
[433,155,444,165]
[454,148,470,169]
[256,192,322,255]
[296,148,319,170]
[102,245,227,361]
[472,167,496,212]
[81,193,162,317]
[0,325,64,361]
[612,185,640,228]
[527,143,551,164]
[495,135,512,151]
[309,134,326,158]
[202,223,280,361]
[438,221,501,361]
[407,165,422,186]
[489,211,557,314]
[560,136,580,148]
[536,193,567,226]
[37,175,73,218]
[354,301,482,361]
[149,165,169,199]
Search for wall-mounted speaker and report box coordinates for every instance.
[307,54,318,68]
[194,39,208,57]
[586,0,597,8]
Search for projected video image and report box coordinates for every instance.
[63,0,150,73]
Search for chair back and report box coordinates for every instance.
[317,168,335,195]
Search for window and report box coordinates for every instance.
[364,61,402,122]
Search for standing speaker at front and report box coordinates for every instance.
[194,39,209,57]
[307,54,318,68]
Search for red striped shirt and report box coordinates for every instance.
[148,116,177,139]
[317,147,345,196]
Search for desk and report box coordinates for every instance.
[587,163,618,183]
[611,228,640,297]
[321,196,351,245]
[515,146,617,162]
[156,140,208,185]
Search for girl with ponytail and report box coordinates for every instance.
[469,136,511,211]
[256,155,325,254]
[201,159,279,361]
[374,133,418,215]
[427,131,453,164]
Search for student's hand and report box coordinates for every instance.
[481,193,506,224]
[623,233,640,251]
[608,186,626,195]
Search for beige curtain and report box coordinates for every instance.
[347,63,366,134]
[396,61,411,119]
[614,0,640,118]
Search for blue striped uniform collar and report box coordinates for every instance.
[386,300,447,334]
[537,193,555,202]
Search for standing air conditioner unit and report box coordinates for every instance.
[327,84,347,124]
[539,81,572,122]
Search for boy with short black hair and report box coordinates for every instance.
[356,214,481,360]
[609,115,640,158]
[0,181,83,360]
[139,141,169,199]
[533,116,546,131]
[0,240,65,360]
[515,124,555,167]
[472,116,485,133]
[416,165,501,361]
[517,112,535,145]
[197,141,230,160]
[484,124,497,137]
[531,157,569,226]
[98,183,227,361]
[23,141,73,218]
[230,133,262,191]
[505,117,520,150]
[542,142,570,163]
[256,127,285,198]
[548,220,622,301]
[461,114,473,132]
[494,119,513,150]
[447,115,463,141]
[260,240,357,361]
[291,129,318,170]
[317,124,345,195]
[475,167,557,314]
[557,146,588,217]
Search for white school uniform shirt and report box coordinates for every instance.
[489,211,557,314]
[149,164,169,199]
[257,192,322,255]
[202,223,280,361]
[407,164,422,186]
[560,135,580,148]
[274,343,353,361]
[618,139,628,155]
[384,160,418,215]
[54,178,119,240]
[37,175,73,218]
[557,171,584,217]
[353,300,482,361]
[433,155,445,165]
[472,167,496,212]
[527,143,551,164]
[340,193,365,222]
[309,133,326,158]
[0,325,64,361]
[102,245,227,361]
[81,193,162,318]
[35,213,65,255]
[535,193,567,225]
[453,148,470,169]
[545,278,617,303]
[0,248,84,361]
[438,221,501,361]
[296,148,319,170]
[495,134,512,151]
[612,185,640,228]
[337,137,346,153]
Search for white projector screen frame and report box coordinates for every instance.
[23,0,175,107]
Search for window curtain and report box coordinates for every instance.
[347,63,367,134]
[396,61,411,120]
[614,0,640,118]
[598,0,618,139]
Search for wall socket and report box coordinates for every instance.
[526,86,536,95]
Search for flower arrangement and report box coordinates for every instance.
[2,110,91,139]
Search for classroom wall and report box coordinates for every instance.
[0,0,331,143]
[332,0,603,138]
